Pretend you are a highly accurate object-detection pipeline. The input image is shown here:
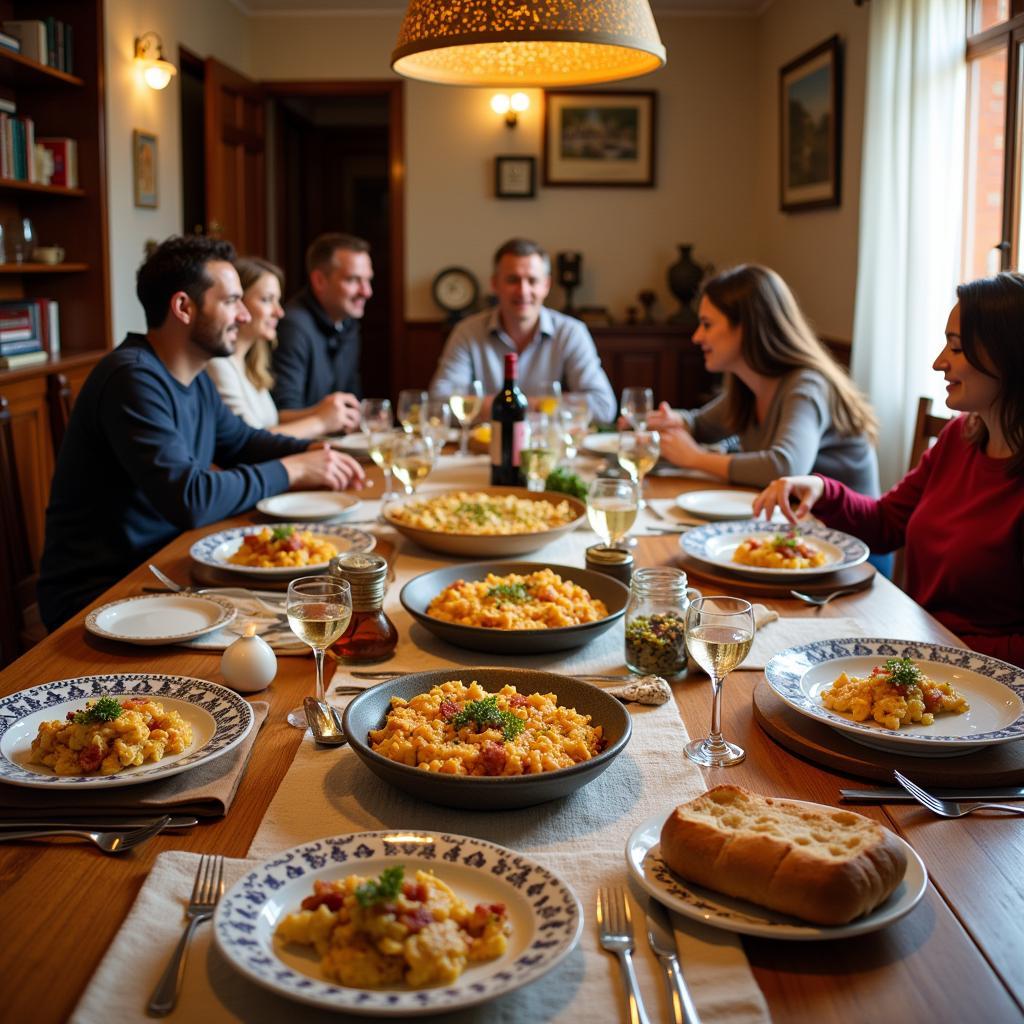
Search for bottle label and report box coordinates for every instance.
[490,419,525,467]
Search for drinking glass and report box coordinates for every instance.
[397,389,427,434]
[14,217,34,264]
[285,576,352,729]
[617,429,660,510]
[586,477,639,549]
[442,380,484,456]
[528,379,562,417]
[684,597,755,767]
[368,428,401,503]
[421,397,451,458]
[621,386,654,430]
[391,432,434,494]
[359,397,393,436]
[560,393,592,468]
[522,411,558,492]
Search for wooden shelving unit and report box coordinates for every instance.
[0,177,85,196]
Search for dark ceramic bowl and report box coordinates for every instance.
[399,561,629,655]
[341,668,632,810]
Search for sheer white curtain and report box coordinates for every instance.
[851,0,966,490]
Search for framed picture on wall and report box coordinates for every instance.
[779,35,842,212]
[543,90,656,187]
[133,129,158,208]
[495,155,536,198]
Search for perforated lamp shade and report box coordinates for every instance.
[391,0,666,87]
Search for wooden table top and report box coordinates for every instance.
[2,466,1021,1023]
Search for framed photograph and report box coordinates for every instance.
[779,35,842,212]
[495,155,536,198]
[133,129,158,209]
[543,90,656,188]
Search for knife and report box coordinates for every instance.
[0,816,199,830]
[645,899,701,1024]
[840,787,1024,803]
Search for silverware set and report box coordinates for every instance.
[0,814,174,854]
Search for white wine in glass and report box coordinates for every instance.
[397,389,427,434]
[446,380,484,456]
[587,478,639,549]
[684,596,754,767]
[285,576,352,729]
[391,434,433,493]
[618,429,660,511]
[368,429,399,502]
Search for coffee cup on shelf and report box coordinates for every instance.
[33,246,65,264]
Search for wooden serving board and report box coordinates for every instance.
[752,681,1024,785]
[675,552,876,598]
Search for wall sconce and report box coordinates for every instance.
[135,32,177,90]
[491,92,529,127]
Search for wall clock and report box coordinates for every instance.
[432,266,479,316]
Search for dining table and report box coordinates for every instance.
[1,454,1022,1024]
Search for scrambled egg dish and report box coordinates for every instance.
[276,866,509,989]
[369,679,605,776]
[388,491,576,535]
[30,696,192,775]
[821,657,969,730]
[427,568,608,630]
[732,531,828,570]
[227,525,337,567]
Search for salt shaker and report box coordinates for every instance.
[220,623,278,692]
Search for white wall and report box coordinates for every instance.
[104,0,252,343]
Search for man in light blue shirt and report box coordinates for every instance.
[430,238,617,423]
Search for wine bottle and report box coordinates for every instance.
[490,352,527,485]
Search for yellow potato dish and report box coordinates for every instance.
[276,866,510,989]
[227,525,337,568]
[427,569,608,630]
[821,657,969,730]
[369,679,606,776]
[732,531,828,570]
[30,696,192,775]
[389,491,575,535]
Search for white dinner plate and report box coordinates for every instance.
[255,491,362,521]
[679,518,869,579]
[581,432,620,455]
[0,674,254,789]
[84,592,237,645]
[215,831,583,1016]
[189,522,374,578]
[334,429,460,454]
[675,489,785,522]
[764,638,1024,756]
[626,808,927,941]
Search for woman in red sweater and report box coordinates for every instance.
[754,272,1024,668]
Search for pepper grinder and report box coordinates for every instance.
[220,623,278,692]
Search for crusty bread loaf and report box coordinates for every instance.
[659,785,907,926]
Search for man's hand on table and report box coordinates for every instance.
[282,443,366,491]
[314,391,362,434]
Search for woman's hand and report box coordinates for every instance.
[281,444,366,491]
[314,392,362,434]
[659,427,704,468]
[753,475,823,524]
[647,401,684,431]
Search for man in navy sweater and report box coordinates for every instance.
[38,235,364,629]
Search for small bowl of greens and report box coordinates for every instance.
[341,668,632,809]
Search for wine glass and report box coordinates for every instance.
[443,380,484,456]
[586,477,639,549]
[359,397,393,437]
[391,432,434,494]
[684,597,755,767]
[621,386,654,430]
[368,428,401,503]
[397,389,427,434]
[617,429,660,511]
[421,397,451,458]
[522,411,558,492]
[560,393,592,468]
[529,379,562,417]
[285,576,352,729]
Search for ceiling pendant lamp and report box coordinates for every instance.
[391,0,666,88]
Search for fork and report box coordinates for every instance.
[894,771,1024,818]
[147,854,225,1016]
[597,886,653,1024]
[789,586,864,608]
[0,814,172,854]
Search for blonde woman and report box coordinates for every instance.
[206,257,360,437]
[650,264,880,494]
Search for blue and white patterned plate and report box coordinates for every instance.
[765,638,1024,755]
[679,518,869,579]
[627,808,927,940]
[0,674,254,789]
[189,522,375,578]
[214,831,583,1017]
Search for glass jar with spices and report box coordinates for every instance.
[624,567,701,680]
[329,552,398,662]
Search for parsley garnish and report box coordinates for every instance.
[72,696,124,725]
[545,467,588,500]
[884,657,922,690]
[486,582,529,604]
[773,532,799,549]
[452,695,526,741]
[271,525,295,541]
[355,866,404,908]
[455,501,489,524]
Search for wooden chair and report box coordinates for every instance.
[47,372,73,457]
[0,395,46,666]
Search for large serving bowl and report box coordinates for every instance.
[381,487,586,557]
[342,668,632,810]
[400,560,628,654]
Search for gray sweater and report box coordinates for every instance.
[682,369,880,495]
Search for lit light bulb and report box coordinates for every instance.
[490,94,511,115]
[510,92,529,113]
[143,61,175,90]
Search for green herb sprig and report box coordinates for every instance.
[355,866,405,908]
[884,657,922,690]
[544,467,588,501]
[486,582,529,604]
[271,525,295,541]
[454,501,490,525]
[452,695,525,741]
[72,696,124,725]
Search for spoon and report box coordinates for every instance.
[303,697,348,746]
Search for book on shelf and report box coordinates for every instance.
[0,336,42,355]
[0,299,42,345]
[0,97,15,116]
[0,348,47,369]
[0,30,21,54]
[2,20,47,65]
[37,136,77,187]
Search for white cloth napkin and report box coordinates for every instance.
[180,589,305,654]
[741,606,863,671]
